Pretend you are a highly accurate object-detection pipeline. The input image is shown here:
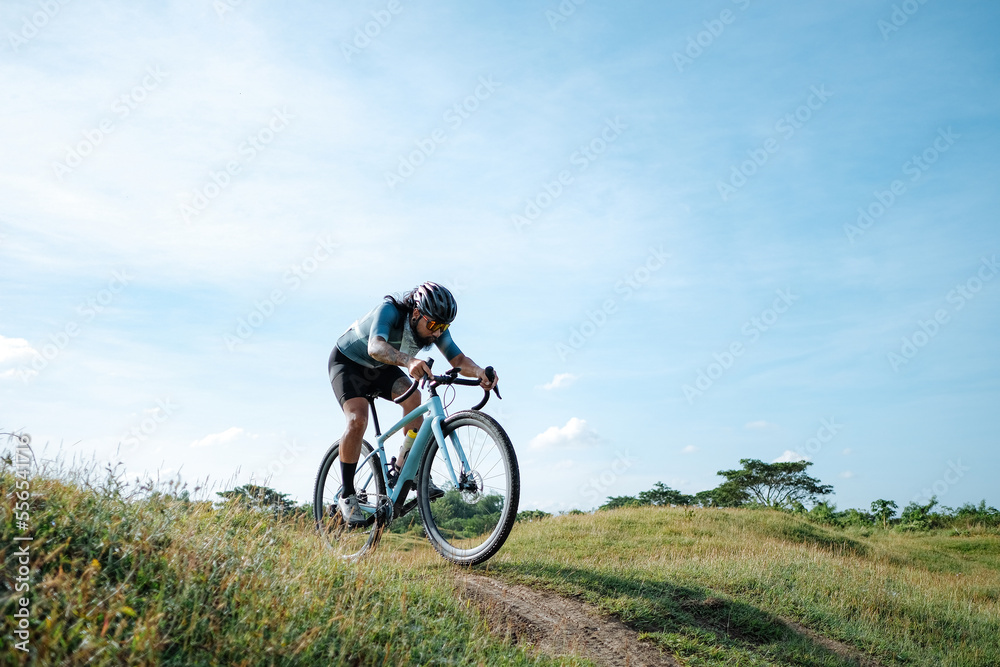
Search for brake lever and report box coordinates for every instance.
[485,366,501,399]
[421,357,435,388]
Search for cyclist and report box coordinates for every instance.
[329,282,498,525]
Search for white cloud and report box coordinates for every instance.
[842,448,853,456]
[530,418,601,450]
[682,445,698,454]
[840,470,855,479]
[745,420,777,430]
[541,373,579,390]
[0,335,37,364]
[190,426,254,449]
[772,450,809,463]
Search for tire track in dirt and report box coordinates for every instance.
[458,574,886,667]
[458,574,680,666]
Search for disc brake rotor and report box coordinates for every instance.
[460,470,484,503]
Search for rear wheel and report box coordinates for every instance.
[313,439,387,560]
[416,410,519,565]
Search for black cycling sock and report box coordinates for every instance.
[341,462,357,498]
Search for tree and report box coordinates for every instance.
[694,484,749,508]
[870,499,898,528]
[598,495,642,511]
[516,509,552,522]
[714,459,833,510]
[637,482,694,506]
[900,496,938,530]
[216,484,297,516]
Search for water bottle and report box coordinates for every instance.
[398,429,417,470]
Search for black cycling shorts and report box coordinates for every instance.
[328,347,409,407]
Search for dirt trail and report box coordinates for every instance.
[458,574,680,666]
[458,574,884,667]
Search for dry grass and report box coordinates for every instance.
[488,507,1000,666]
[5,452,997,666]
[0,457,577,666]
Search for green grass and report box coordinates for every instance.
[4,456,999,666]
[0,462,585,666]
[487,507,1000,666]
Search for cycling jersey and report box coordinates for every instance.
[335,299,462,369]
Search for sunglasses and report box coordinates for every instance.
[419,314,450,333]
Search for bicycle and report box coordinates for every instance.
[313,361,520,565]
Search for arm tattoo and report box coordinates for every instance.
[369,338,410,367]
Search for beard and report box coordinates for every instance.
[409,314,437,349]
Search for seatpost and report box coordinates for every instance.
[366,395,381,436]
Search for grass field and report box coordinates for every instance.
[485,508,1000,666]
[3,459,998,665]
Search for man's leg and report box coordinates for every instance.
[340,397,369,498]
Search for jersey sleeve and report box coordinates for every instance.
[435,330,462,361]
[370,301,399,342]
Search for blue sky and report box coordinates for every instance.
[2,0,998,514]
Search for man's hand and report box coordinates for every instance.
[449,352,498,390]
[477,366,499,391]
[407,357,433,381]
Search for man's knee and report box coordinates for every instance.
[342,400,369,434]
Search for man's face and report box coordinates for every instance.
[411,308,443,348]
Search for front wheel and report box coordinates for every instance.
[416,410,519,565]
[313,438,387,561]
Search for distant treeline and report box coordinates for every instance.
[515,459,1000,531]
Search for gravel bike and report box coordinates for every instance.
[313,361,519,565]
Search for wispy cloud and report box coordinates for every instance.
[745,420,777,430]
[682,445,698,454]
[773,450,808,463]
[190,426,255,449]
[541,372,578,390]
[530,417,601,450]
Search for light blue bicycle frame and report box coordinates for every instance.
[354,393,473,516]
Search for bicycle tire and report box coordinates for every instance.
[313,438,387,561]
[416,410,519,565]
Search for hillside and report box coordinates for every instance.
[2,460,998,666]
